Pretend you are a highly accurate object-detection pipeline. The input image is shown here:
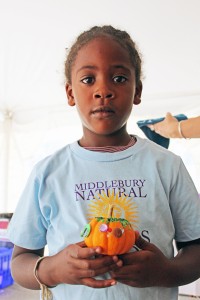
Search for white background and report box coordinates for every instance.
[0,0,200,296]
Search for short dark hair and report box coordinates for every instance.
[65,25,143,86]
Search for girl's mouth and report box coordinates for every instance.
[91,106,115,118]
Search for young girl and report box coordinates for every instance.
[8,25,200,300]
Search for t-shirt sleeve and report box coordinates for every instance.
[169,159,200,242]
[7,166,48,249]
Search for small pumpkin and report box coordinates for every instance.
[81,205,136,255]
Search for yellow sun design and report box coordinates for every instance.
[86,189,139,229]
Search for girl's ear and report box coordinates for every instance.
[66,83,75,106]
[133,81,142,105]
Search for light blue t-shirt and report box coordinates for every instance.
[8,136,200,300]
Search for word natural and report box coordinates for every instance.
[75,179,147,201]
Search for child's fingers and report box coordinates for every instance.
[81,277,116,288]
[76,241,87,248]
[64,244,123,284]
[70,253,122,274]
[86,255,123,270]
[67,243,102,259]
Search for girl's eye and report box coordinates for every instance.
[113,76,127,83]
[81,77,94,84]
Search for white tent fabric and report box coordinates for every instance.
[0,0,200,212]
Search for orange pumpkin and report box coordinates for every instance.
[81,205,136,255]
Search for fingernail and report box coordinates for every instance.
[95,247,102,253]
[116,260,123,267]
[111,280,117,286]
[112,255,118,262]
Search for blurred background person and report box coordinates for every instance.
[148,113,200,139]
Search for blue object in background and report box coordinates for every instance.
[0,247,14,289]
[137,114,188,149]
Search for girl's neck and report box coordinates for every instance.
[79,131,132,148]
[83,135,136,152]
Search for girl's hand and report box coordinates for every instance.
[40,241,122,288]
[110,236,172,287]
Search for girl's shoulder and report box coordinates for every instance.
[34,143,73,175]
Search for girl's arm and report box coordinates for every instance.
[11,246,44,289]
[11,243,122,289]
[110,236,200,287]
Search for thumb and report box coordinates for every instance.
[76,241,87,248]
[135,235,153,250]
[165,112,174,121]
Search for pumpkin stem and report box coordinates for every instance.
[107,204,114,218]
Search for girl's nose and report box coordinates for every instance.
[93,90,114,100]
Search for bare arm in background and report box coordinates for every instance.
[148,113,200,138]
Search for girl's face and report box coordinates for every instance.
[66,36,142,146]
